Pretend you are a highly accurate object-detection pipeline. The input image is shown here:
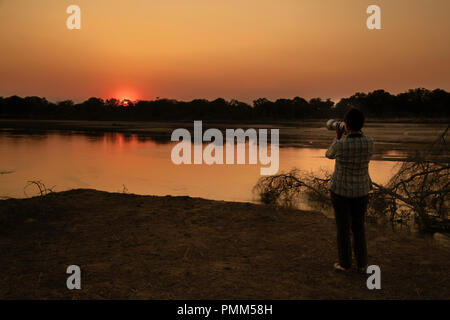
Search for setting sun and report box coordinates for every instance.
[113,88,140,103]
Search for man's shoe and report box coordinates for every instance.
[333,262,350,272]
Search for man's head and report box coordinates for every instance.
[344,108,365,132]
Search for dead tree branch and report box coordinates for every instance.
[24,180,55,197]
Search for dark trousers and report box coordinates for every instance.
[331,191,369,269]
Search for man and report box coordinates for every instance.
[325,108,373,273]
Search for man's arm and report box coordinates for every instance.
[326,125,343,159]
[325,138,338,159]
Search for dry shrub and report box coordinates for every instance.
[24,180,55,197]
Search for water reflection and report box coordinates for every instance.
[1,130,399,203]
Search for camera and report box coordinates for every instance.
[326,119,346,135]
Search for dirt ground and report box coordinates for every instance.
[0,189,449,299]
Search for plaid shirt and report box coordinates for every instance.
[325,133,373,198]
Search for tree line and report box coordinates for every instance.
[0,88,448,121]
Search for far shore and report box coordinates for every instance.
[1,189,449,299]
[1,118,448,156]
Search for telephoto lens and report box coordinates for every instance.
[326,119,346,134]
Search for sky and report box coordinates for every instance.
[0,0,449,103]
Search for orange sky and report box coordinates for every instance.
[0,0,449,103]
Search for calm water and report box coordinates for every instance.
[0,130,399,202]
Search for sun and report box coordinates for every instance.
[113,88,140,104]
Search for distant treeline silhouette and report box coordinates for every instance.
[0,88,448,121]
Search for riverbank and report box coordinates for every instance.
[1,189,449,299]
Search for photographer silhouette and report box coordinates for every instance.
[326,108,373,273]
